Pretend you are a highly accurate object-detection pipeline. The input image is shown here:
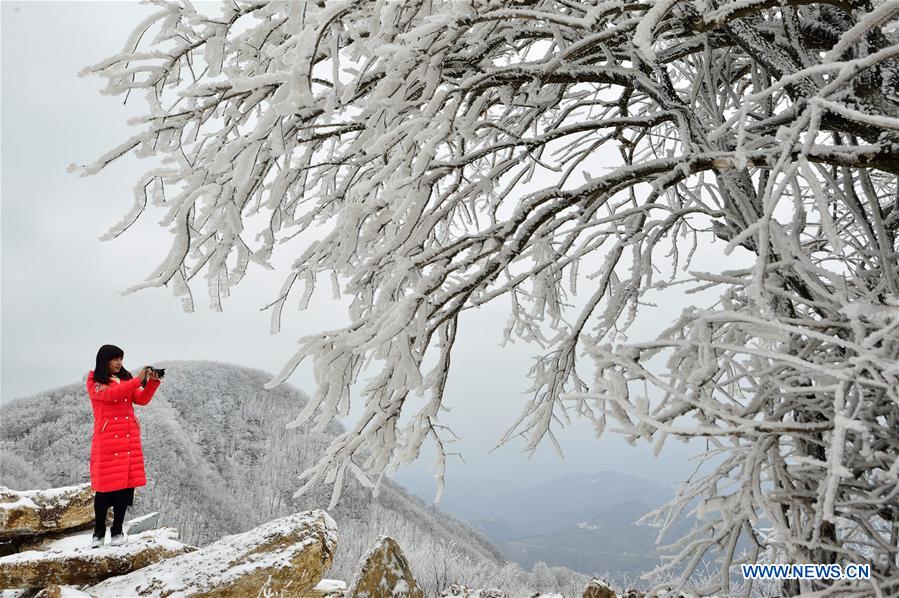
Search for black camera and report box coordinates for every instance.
[148,367,166,378]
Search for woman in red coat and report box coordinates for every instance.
[86,344,162,547]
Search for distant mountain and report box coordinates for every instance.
[400,469,692,583]
[474,470,674,539]
[496,498,691,579]
[0,360,505,583]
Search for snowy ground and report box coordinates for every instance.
[0,528,187,566]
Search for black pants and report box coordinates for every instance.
[93,487,134,538]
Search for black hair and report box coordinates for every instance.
[93,344,133,383]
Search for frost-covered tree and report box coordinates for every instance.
[74,0,899,595]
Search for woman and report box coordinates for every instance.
[86,344,162,548]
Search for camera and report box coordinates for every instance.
[148,367,166,378]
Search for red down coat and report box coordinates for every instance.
[86,370,161,492]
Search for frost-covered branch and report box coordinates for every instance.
[77,1,899,594]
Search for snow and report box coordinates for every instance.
[633,0,676,62]
[0,483,88,513]
[0,528,187,566]
[814,97,899,131]
[0,496,38,512]
[823,0,899,62]
[841,299,899,323]
[53,587,92,597]
[87,510,336,597]
[315,579,348,591]
[0,484,92,530]
[124,511,160,535]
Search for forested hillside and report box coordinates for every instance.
[0,360,590,594]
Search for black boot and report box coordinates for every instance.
[92,495,108,548]
[110,503,128,545]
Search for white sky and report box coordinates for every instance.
[1,1,743,500]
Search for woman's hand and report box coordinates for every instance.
[148,369,161,382]
[138,366,151,382]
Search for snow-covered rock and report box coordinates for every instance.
[34,584,94,597]
[301,578,347,597]
[15,512,162,554]
[0,484,95,538]
[440,588,505,598]
[85,509,337,597]
[0,528,192,589]
[346,536,423,598]
[583,577,616,598]
[124,512,160,536]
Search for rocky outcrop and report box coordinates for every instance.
[13,512,160,553]
[0,528,194,589]
[438,586,505,597]
[300,579,348,597]
[123,512,160,536]
[35,583,93,597]
[0,482,191,590]
[583,577,617,598]
[347,536,423,598]
[0,540,16,558]
[0,482,344,596]
[16,525,105,553]
[85,509,338,597]
[0,484,95,538]
[440,583,502,598]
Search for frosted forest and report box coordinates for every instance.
[65,0,899,596]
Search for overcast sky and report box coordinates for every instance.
[2,1,748,501]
